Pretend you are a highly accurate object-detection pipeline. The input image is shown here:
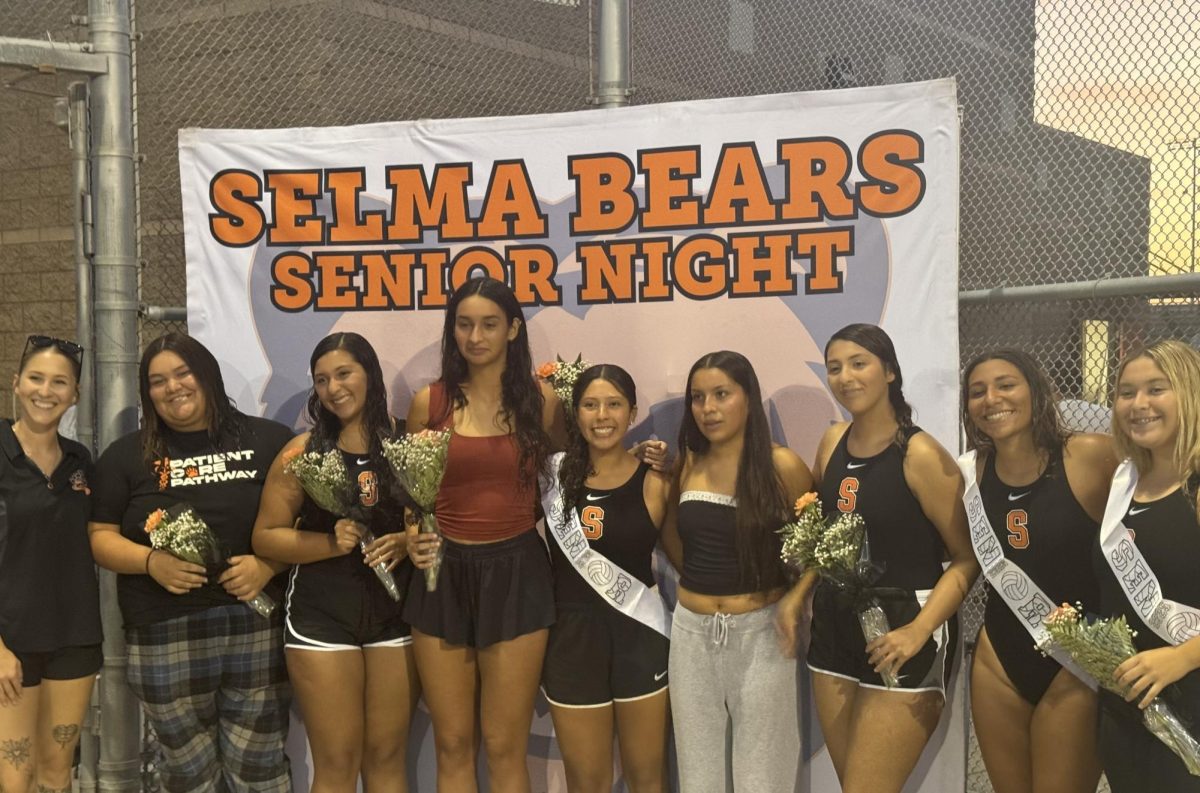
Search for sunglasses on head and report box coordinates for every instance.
[24,334,85,364]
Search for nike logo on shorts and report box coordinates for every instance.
[654,670,667,681]
[586,493,610,502]
[846,461,867,469]
[1008,491,1031,501]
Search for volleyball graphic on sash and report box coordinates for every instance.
[1167,611,1200,644]
[1000,569,1029,600]
[587,559,613,586]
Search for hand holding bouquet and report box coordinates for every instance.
[537,354,592,405]
[1041,603,1200,775]
[780,492,898,687]
[144,504,276,617]
[282,446,402,602]
[382,429,452,591]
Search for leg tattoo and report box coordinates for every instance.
[0,737,31,769]
[50,725,79,751]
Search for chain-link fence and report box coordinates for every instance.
[4,0,1198,790]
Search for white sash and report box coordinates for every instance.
[1099,459,1200,646]
[957,450,1096,689]
[542,453,672,638]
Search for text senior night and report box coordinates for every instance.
[204,131,927,311]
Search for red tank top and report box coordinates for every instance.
[427,381,536,542]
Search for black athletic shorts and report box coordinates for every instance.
[402,530,556,649]
[16,644,103,687]
[807,584,957,695]
[285,564,412,650]
[542,602,670,707]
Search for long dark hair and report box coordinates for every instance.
[305,331,394,456]
[139,333,243,467]
[677,351,789,591]
[558,365,637,521]
[962,348,1069,456]
[825,323,915,447]
[435,276,548,488]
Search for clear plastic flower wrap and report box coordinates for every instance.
[1040,603,1200,776]
[780,492,898,687]
[144,504,276,617]
[283,447,401,602]
[382,430,452,592]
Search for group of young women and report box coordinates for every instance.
[1,275,1198,793]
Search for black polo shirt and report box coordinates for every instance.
[0,419,102,653]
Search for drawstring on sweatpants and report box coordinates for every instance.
[703,612,734,646]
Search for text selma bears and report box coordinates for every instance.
[206,132,926,311]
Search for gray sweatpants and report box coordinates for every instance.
[669,601,802,793]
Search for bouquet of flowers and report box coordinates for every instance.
[382,429,452,592]
[282,447,401,602]
[1041,603,1200,776]
[780,492,897,687]
[537,354,592,405]
[144,504,276,618]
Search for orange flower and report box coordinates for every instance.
[1045,602,1079,625]
[536,361,557,379]
[281,446,303,465]
[794,492,819,515]
[144,509,166,535]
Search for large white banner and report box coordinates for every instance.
[180,78,962,792]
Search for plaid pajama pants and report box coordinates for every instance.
[126,605,291,793]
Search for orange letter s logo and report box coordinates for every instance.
[837,477,859,513]
[581,505,605,540]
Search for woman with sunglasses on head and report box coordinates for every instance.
[88,333,293,793]
[800,324,976,793]
[252,332,418,793]
[961,349,1115,793]
[404,276,566,793]
[0,335,99,793]
[663,350,813,793]
[541,364,672,793]
[1093,340,1200,792]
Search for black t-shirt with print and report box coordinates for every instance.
[0,419,101,652]
[91,415,293,628]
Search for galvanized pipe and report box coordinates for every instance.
[592,0,631,108]
[68,78,102,793]
[140,304,186,322]
[959,272,1200,305]
[68,81,96,452]
[0,36,107,74]
[88,0,143,790]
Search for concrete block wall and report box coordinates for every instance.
[0,78,78,420]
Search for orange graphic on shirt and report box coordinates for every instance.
[358,470,379,507]
[1006,509,1029,550]
[837,477,859,513]
[581,505,605,540]
[154,458,170,491]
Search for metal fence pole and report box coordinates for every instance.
[68,81,97,451]
[593,0,630,108]
[68,78,103,793]
[88,0,143,789]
